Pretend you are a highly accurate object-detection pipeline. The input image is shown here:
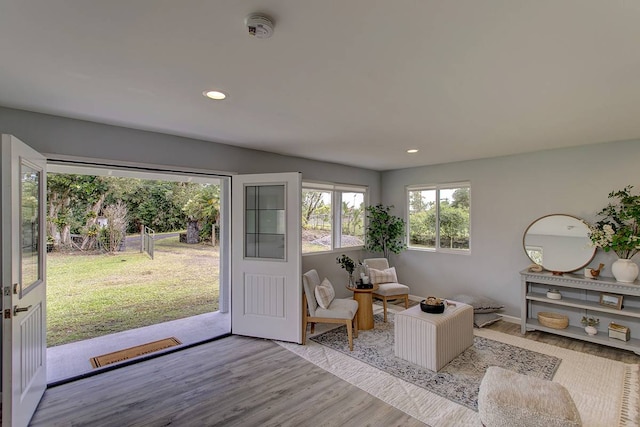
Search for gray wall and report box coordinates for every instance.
[0,107,381,190]
[381,140,640,317]
[0,107,379,350]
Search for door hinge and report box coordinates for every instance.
[3,286,10,296]
[4,309,11,319]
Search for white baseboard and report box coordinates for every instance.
[498,314,520,324]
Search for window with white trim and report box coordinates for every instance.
[302,182,367,253]
[407,182,470,252]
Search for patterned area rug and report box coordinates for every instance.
[311,313,560,410]
[280,311,638,426]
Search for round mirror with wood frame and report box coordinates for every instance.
[523,214,596,274]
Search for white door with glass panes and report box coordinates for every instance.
[231,172,302,343]
[1,135,48,427]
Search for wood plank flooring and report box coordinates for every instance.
[29,317,640,426]
[30,336,424,427]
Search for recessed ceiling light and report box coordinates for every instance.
[407,149,419,153]
[203,90,227,100]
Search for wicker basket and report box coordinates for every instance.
[537,312,569,329]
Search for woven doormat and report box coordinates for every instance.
[90,337,182,368]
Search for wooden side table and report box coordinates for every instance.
[346,284,379,330]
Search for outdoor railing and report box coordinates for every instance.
[142,225,155,259]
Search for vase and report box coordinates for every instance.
[584,325,598,336]
[611,259,639,283]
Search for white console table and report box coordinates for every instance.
[521,269,640,355]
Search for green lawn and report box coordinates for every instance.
[47,236,219,347]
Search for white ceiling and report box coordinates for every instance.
[1,1,639,171]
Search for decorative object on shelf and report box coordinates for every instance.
[581,316,599,335]
[420,296,445,314]
[588,185,640,283]
[599,292,623,310]
[546,289,562,300]
[608,322,631,341]
[584,263,605,279]
[537,312,569,329]
[364,204,407,260]
[523,214,595,274]
[527,263,543,272]
[336,254,356,287]
[584,325,598,336]
[611,259,639,284]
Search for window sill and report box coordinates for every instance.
[302,246,364,257]
[408,247,471,256]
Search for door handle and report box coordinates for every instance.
[14,305,32,316]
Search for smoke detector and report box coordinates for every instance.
[245,14,274,39]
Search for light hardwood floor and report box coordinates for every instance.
[29,318,639,426]
[30,335,424,427]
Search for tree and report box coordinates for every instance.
[47,174,73,248]
[439,203,469,249]
[182,185,220,244]
[364,204,407,260]
[409,191,428,212]
[341,200,364,237]
[47,175,220,249]
[47,174,110,250]
[98,201,128,254]
[302,190,325,228]
[409,209,436,247]
[451,188,470,209]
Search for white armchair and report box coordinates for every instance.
[302,269,359,351]
[363,258,410,322]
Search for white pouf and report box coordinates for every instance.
[478,366,582,427]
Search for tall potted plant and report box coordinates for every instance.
[364,204,407,260]
[588,185,640,283]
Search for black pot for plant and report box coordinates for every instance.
[420,300,445,314]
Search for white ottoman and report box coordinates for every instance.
[394,302,474,371]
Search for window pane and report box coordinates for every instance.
[258,209,285,234]
[408,189,436,249]
[245,185,285,259]
[340,192,365,248]
[302,189,332,253]
[257,234,285,259]
[258,185,285,210]
[21,163,41,291]
[438,187,470,250]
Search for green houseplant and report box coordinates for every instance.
[336,254,356,286]
[588,185,640,283]
[364,204,407,260]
